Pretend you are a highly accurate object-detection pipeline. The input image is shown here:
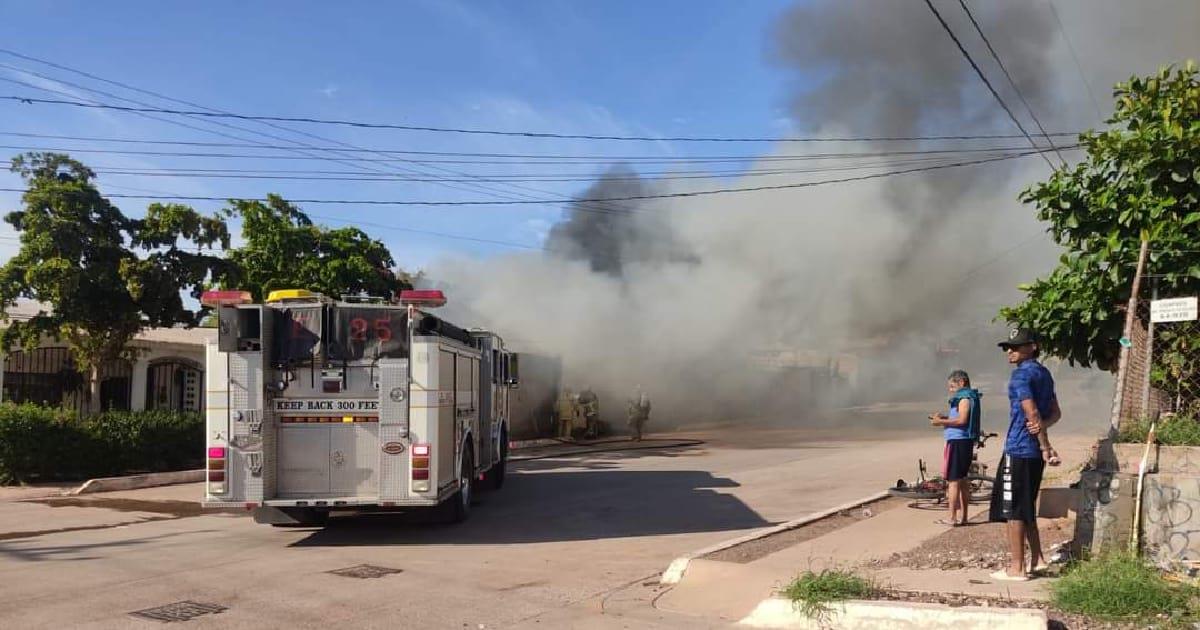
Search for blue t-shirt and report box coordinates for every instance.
[944,387,981,441]
[1005,360,1056,458]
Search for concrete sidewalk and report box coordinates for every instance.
[656,434,1097,624]
[659,506,1060,623]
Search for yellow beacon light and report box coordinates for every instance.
[265,289,316,302]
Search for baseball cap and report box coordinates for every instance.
[998,327,1039,348]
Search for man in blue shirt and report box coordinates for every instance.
[989,327,1062,582]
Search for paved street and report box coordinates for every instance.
[0,424,1096,629]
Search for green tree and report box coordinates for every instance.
[1000,63,1200,370]
[0,153,230,398]
[223,195,410,301]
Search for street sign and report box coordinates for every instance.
[1150,297,1199,323]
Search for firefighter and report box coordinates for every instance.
[555,387,577,439]
[577,386,599,439]
[627,386,651,441]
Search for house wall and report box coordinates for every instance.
[0,341,206,412]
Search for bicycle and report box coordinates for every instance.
[888,432,997,504]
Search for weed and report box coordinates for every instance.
[1051,552,1196,622]
[1118,415,1200,446]
[782,568,875,619]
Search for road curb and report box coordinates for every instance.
[509,438,562,450]
[72,469,205,495]
[659,490,888,584]
[737,597,1046,629]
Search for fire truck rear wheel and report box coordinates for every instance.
[446,446,474,524]
[485,428,508,490]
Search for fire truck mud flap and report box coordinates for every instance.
[253,506,329,527]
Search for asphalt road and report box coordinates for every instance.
[0,425,1095,629]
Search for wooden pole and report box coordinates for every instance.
[1110,239,1150,433]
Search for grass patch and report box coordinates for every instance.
[783,568,875,619]
[1118,415,1200,446]
[1051,552,1196,622]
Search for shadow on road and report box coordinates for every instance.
[291,468,773,547]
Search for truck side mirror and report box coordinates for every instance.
[507,353,520,388]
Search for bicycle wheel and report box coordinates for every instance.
[887,486,945,501]
[967,474,994,502]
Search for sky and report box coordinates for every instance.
[0,0,798,271]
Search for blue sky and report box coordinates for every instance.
[0,0,798,270]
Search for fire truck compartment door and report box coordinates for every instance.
[278,424,380,497]
[330,424,379,496]
[278,425,331,495]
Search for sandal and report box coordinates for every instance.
[989,570,1030,582]
[935,519,963,527]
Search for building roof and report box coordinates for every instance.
[3,300,215,348]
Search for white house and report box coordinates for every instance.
[0,301,212,413]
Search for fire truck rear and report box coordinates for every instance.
[200,288,518,526]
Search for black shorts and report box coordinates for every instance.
[989,454,1045,524]
[943,439,974,481]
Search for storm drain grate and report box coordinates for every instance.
[129,601,227,623]
[328,564,403,579]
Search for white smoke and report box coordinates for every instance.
[428,0,1199,430]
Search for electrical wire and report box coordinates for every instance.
[1044,0,1105,122]
[0,55,660,218]
[0,146,1062,207]
[1,149,1066,183]
[922,0,1057,171]
[0,130,1056,161]
[0,93,1082,143]
[955,0,1067,166]
[0,143,1079,166]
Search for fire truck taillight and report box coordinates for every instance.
[200,290,252,307]
[411,444,431,492]
[207,446,227,494]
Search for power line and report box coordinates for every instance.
[0,72,633,217]
[0,142,1079,166]
[922,0,1057,171]
[3,151,1038,179]
[0,69,552,210]
[0,93,1083,143]
[955,0,1067,167]
[0,130,1052,161]
[1044,0,1105,122]
[0,53,662,218]
[0,150,1066,184]
[0,146,1060,207]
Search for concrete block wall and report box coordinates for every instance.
[1142,474,1200,567]
[1081,440,1200,569]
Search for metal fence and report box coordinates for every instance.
[1145,313,1200,419]
[1111,247,1200,428]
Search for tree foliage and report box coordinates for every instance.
[0,153,230,377]
[1000,63,1200,370]
[223,195,411,301]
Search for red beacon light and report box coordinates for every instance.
[201,290,253,307]
[398,289,447,308]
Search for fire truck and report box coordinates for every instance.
[200,288,518,526]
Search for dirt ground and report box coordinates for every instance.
[873,514,1075,571]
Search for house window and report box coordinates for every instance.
[3,348,84,409]
[146,359,203,412]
